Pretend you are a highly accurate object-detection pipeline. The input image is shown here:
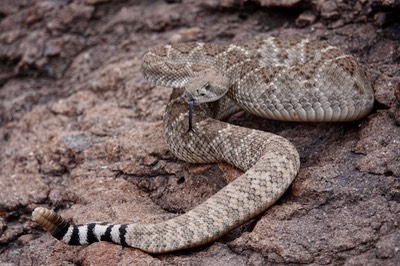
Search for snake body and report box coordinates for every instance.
[32,37,374,253]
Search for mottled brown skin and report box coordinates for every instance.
[32,37,374,253]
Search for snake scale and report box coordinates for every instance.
[32,37,374,253]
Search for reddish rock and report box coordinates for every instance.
[0,0,399,265]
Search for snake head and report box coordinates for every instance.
[184,69,229,104]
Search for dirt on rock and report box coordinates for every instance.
[0,0,399,265]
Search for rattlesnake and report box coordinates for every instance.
[32,37,374,253]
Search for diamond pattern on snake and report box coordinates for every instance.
[32,37,374,253]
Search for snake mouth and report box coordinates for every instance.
[183,90,194,104]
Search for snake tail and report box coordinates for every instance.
[32,207,129,246]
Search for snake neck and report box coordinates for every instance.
[163,89,271,171]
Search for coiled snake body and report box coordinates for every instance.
[32,37,374,253]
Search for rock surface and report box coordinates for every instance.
[0,0,399,265]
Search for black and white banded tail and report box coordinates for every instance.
[32,207,129,246]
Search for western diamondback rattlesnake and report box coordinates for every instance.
[32,37,374,253]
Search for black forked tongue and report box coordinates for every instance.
[185,99,195,134]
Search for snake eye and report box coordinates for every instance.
[204,83,211,89]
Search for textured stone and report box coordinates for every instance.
[0,0,399,265]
